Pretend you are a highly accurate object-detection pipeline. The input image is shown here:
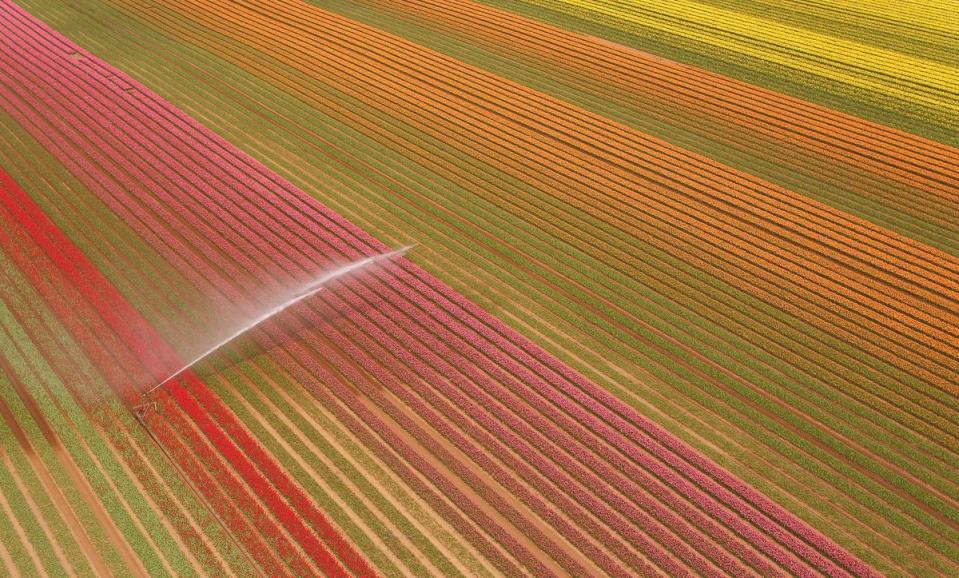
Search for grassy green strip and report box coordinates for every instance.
[0,450,45,576]
[0,395,68,577]
[0,402,93,576]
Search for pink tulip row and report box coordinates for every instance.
[0,2,878,577]
[261,331,546,577]
[285,294,633,577]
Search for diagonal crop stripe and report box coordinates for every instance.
[0,0,883,575]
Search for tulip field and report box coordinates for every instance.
[0,0,955,576]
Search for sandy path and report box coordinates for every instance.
[0,399,77,576]
[0,456,44,574]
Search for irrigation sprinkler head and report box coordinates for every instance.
[132,400,159,422]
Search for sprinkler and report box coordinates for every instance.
[141,245,413,398]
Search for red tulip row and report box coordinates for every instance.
[163,379,347,577]
[0,1,879,576]
[146,392,299,574]
[183,371,375,576]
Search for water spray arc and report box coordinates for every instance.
[141,245,413,398]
